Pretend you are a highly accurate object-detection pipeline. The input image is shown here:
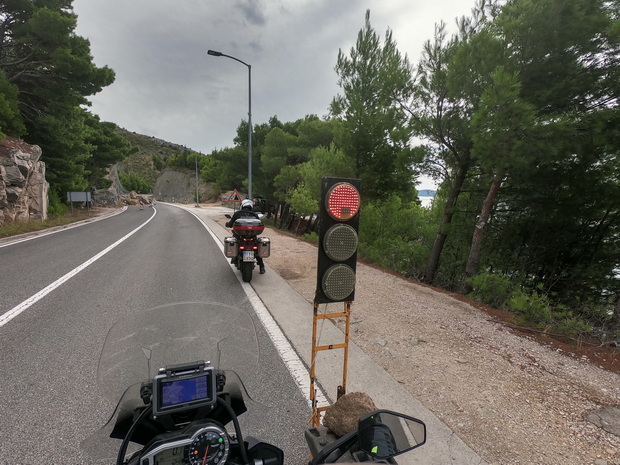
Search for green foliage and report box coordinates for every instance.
[261,128,300,181]
[208,146,248,194]
[299,144,356,199]
[302,231,319,244]
[0,0,115,195]
[467,272,516,309]
[200,155,220,182]
[47,190,68,219]
[553,312,594,338]
[331,10,417,201]
[152,154,164,171]
[471,67,536,173]
[273,165,303,203]
[288,183,317,217]
[358,195,435,279]
[166,150,200,170]
[508,287,554,326]
[98,178,113,189]
[507,286,594,337]
[0,70,25,137]
[408,0,620,334]
[84,115,134,188]
[119,172,151,194]
[116,129,188,186]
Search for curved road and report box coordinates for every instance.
[0,204,310,464]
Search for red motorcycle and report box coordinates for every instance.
[224,215,270,282]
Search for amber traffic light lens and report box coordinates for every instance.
[323,224,358,262]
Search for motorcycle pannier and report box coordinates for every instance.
[257,237,271,258]
[224,236,238,258]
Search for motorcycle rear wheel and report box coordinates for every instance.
[241,261,253,282]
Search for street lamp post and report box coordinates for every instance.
[207,49,252,200]
[195,151,200,207]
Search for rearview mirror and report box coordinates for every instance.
[357,410,426,459]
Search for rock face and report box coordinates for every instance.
[92,186,119,207]
[153,168,215,203]
[0,137,49,226]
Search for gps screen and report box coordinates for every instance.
[161,374,210,408]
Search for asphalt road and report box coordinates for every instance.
[0,204,310,464]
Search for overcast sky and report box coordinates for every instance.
[73,0,476,189]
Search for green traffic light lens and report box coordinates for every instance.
[326,183,360,221]
[322,264,356,301]
[324,224,358,262]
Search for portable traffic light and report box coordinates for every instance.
[314,177,361,304]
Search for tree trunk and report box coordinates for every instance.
[281,204,291,229]
[465,173,503,280]
[423,162,469,284]
[287,213,296,231]
[305,213,315,235]
[611,295,620,334]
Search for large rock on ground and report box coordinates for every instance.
[323,392,377,437]
[92,186,119,207]
[0,137,49,226]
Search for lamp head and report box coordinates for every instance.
[207,50,223,57]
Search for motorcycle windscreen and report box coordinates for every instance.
[81,301,262,462]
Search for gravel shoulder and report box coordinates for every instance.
[220,217,620,465]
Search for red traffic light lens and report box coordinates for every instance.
[326,183,360,221]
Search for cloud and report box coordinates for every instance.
[73,0,476,155]
[234,0,267,26]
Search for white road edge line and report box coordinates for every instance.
[185,207,330,410]
[0,208,157,328]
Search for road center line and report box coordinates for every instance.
[0,209,157,328]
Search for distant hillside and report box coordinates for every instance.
[115,127,192,186]
[114,127,215,202]
[417,189,436,197]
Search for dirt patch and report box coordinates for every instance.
[209,213,620,465]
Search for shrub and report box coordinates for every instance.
[359,237,427,279]
[467,272,515,308]
[97,178,113,189]
[47,190,68,218]
[119,171,151,194]
[303,231,319,244]
[358,195,434,279]
[552,310,593,336]
[153,154,164,171]
[508,287,553,327]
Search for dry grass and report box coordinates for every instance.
[0,209,98,238]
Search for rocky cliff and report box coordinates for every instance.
[0,137,49,227]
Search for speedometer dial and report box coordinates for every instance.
[188,425,230,465]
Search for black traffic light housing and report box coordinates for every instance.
[315,177,361,304]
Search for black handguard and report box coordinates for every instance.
[358,423,397,459]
